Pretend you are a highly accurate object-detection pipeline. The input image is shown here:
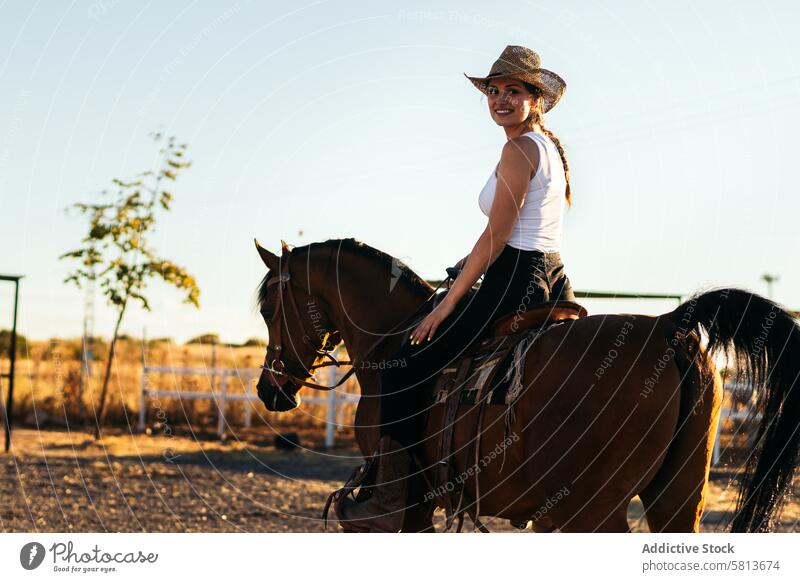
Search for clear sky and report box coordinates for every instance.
[1,0,798,344]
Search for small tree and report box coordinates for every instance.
[61,132,200,438]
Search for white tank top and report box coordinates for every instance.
[478,131,567,253]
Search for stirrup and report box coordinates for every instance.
[322,455,378,531]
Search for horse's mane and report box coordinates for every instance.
[256,238,433,311]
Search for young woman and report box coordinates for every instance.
[337,45,576,531]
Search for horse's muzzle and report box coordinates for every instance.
[257,373,301,412]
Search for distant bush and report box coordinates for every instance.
[41,337,109,362]
[186,333,219,345]
[240,337,266,347]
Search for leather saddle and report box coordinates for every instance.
[491,300,587,335]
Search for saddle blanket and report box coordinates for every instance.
[431,320,566,407]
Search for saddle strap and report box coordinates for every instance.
[460,342,517,531]
[438,340,520,531]
[435,355,473,521]
[453,487,492,533]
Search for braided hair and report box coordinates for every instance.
[521,82,572,207]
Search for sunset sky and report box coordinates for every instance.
[1,0,798,344]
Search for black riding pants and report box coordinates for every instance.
[378,244,575,447]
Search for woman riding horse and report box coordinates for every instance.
[337,45,577,531]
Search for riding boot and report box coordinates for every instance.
[335,435,411,532]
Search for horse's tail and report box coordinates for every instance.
[669,287,800,532]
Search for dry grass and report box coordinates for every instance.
[1,338,360,440]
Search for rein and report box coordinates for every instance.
[261,249,450,392]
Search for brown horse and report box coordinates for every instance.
[253,237,800,532]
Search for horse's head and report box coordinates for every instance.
[254,239,341,412]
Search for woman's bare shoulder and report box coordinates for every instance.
[501,135,540,176]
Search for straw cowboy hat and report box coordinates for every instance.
[464,45,566,113]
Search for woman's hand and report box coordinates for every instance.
[409,298,456,345]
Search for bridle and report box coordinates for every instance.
[261,251,347,391]
[260,249,448,392]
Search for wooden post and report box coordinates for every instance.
[244,373,253,428]
[138,368,148,432]
[216,373,227,438]
[325,388,336,449]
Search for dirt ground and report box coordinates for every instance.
[1,427,798,533]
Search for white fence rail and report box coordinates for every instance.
[138,358,359,448]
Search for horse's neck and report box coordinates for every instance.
[331,282,426,362]
[319,254,430,395]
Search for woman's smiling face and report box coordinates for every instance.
[486,78,539,128]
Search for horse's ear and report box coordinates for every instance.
[280,239,291,256]
[254,239,279,271]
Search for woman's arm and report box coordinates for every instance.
[409,137,539,344]
[442,137,539,307]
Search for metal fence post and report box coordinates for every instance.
[2,275,21,453]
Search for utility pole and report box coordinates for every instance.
[761,273,779,299]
